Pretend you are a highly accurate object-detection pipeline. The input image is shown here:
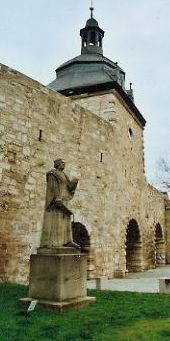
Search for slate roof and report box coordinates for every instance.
[48,12,146,128]
[48,52,125,92]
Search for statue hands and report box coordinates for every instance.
[55,199,63,208]
[69,178,78,194]
[72,178,78,184]
[54,199,72,216]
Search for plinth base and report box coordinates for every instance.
[20,296,96,313]
[29,253,87,301]
[37,246,80,255]
[21,248,96,312]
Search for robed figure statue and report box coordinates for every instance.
[40,159,79,248]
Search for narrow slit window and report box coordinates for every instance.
[128,128,133,140]
[39,129,43,141]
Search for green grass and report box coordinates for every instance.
[1,283,170,340]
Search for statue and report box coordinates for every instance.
[40,159,79,248]
[21,159,96,311]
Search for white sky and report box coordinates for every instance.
[0,0,170,184]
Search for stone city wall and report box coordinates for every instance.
[165,200,170,263]
[74,91,166,274]
[0,63,166,283]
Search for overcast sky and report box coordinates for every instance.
[0,0,169,185]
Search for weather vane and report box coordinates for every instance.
[90,0,94,18]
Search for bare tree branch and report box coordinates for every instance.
[156,157,170,191]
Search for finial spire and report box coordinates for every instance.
[90,0,94,18]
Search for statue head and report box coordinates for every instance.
[54,159,65,171]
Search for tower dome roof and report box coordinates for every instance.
[48,6,125,94]
[86,17,98,27]
[47,5,146,128]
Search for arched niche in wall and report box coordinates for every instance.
[0,234,7,282]
[126,219,143,272]
[72,222,91,278]
[155,223,165,266]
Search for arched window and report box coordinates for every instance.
[90,31,96,45]
[83,34,87,47]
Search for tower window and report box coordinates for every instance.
[98,34,102,47]
[83,34,87,47]
[90,31,96,45]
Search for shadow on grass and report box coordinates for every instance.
[158,329,170,337]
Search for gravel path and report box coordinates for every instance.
[126,265,170,279]
[87,265,170,293]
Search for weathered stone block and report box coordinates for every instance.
[29,253,87,302]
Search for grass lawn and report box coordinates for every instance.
[0,283,170,340]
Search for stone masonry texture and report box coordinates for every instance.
[0,63,168,283]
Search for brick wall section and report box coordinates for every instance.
[0,63,166,283]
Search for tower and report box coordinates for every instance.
[48,5,128,96]
[80,4,104,55]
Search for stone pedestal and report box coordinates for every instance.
[21,247,95,312]
[159,278,170,294]
[29,252,86,301]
